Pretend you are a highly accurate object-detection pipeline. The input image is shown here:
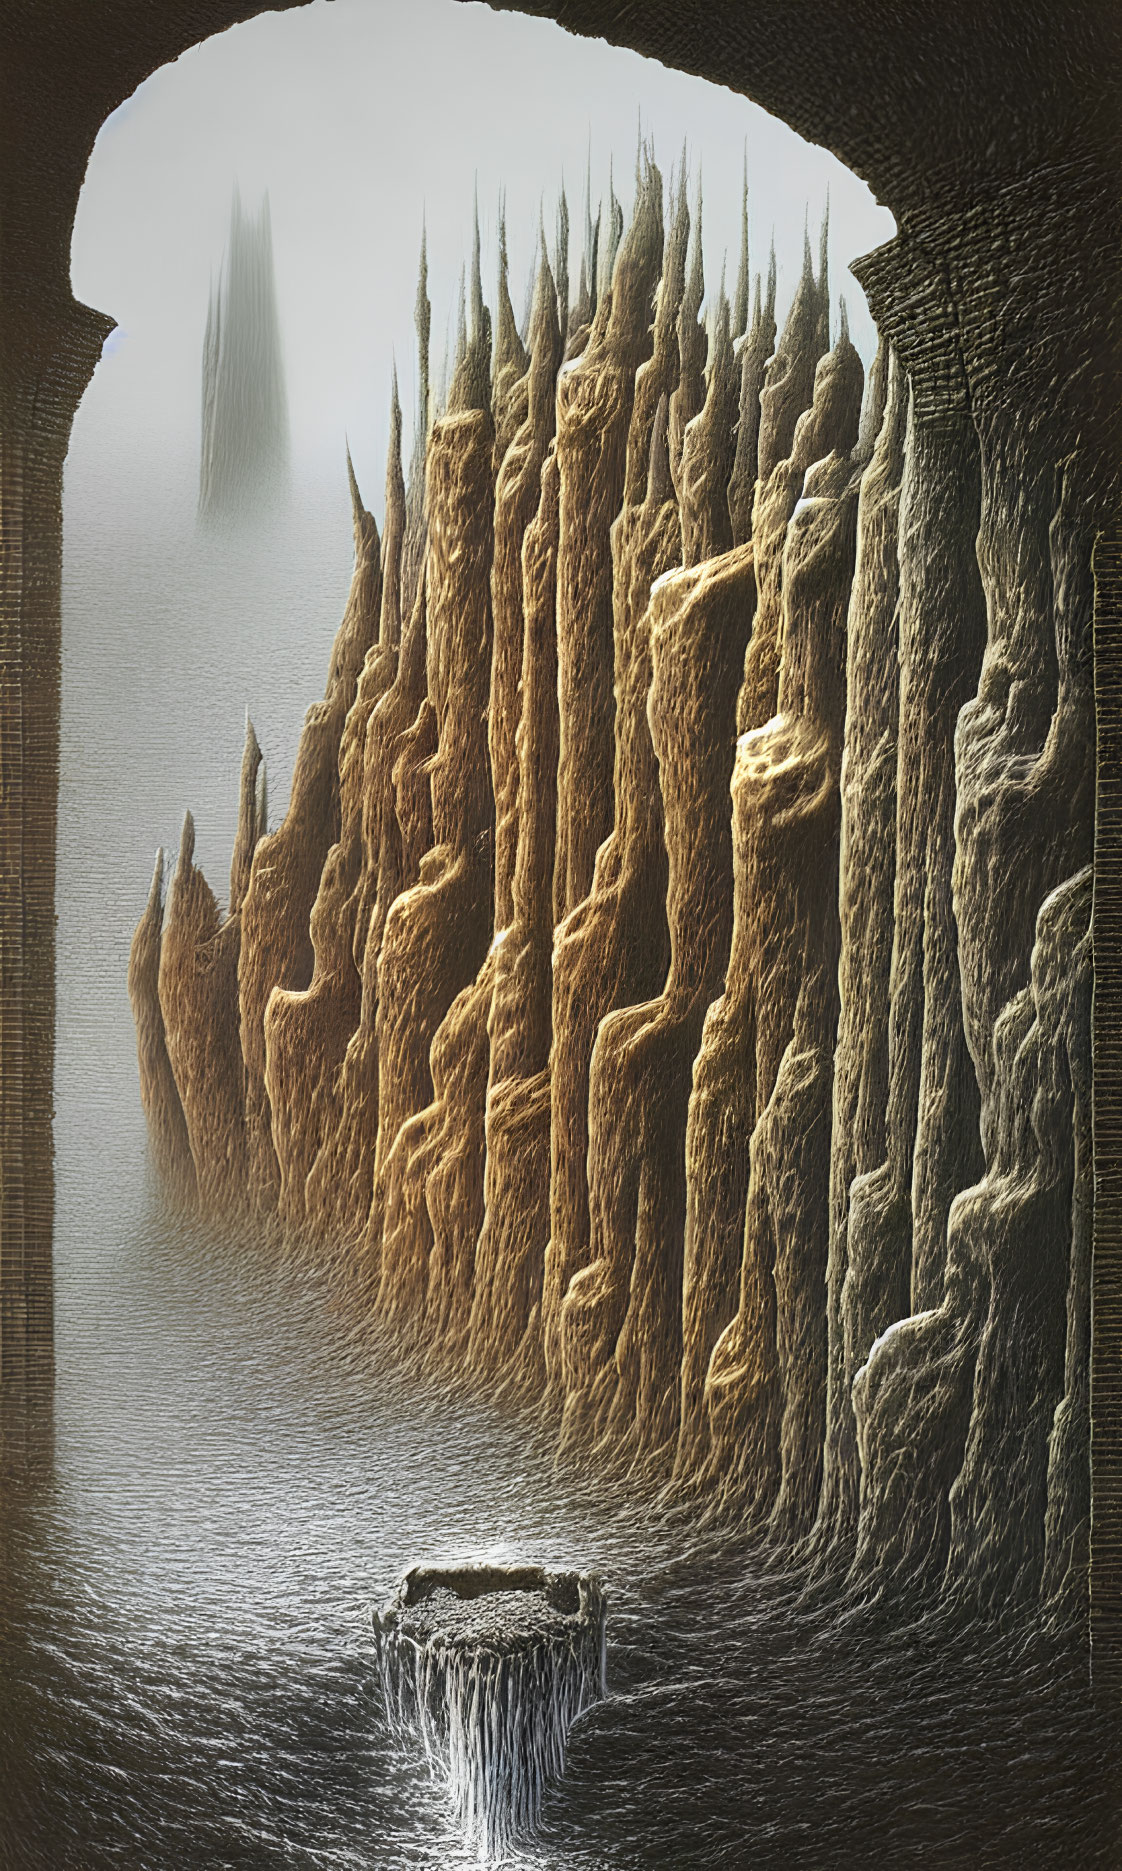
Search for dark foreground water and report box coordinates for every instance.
[0,459,1117,1871]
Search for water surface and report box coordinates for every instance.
[0,470,1115,1871]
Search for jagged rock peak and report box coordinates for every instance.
[733,146,750,338]
[709,279,734,385]
[604,152,663,361]
[683,171,705,334]
[790,316,865,471]
[177,808,196,878]
[816,193,831,350]
[680,282,737,564]
[757,225,823,479]
[403,226,432,611]
[553,183,570,344]
[527,230,562,420]
[448,193,492,415]
[493,197,529,391]
[388,362,403,475]
[654,160,689,351]
[603,158,625,287]
[380,368,407,648]
[229,712,264,914]
[668,168,707,494]
[581,145,602,322]
[146,846,165,920]
[345,440,381,578]
[414,224,431,448]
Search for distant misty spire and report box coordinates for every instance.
[198,188,289,521]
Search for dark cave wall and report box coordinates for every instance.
[2,0,1120,1692]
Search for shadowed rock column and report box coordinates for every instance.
[415,258,562,1364]
[945,334,1098,1610]
[562,534,754,1463]
[552,161,662,922]
[370,273,496,1333]
[849,158,1113,1612]
[823,235,988,1580]
[813,342,902,1553]
[158,812,248,1210]
[678,287,737,566]
[699,343,863,1531]
[265,403,404,1231]
[842,387,988,1584]
[542,172,669,1383]
[149,716,265,1211]
[674,313,848,1490]
[667,176,705,498]
[623,164,687,510]
[543,399,679,1391]
[127,850,197,1206]
[238,461,381,1215]
[469,447,561,1378]
[490,244,562,935]
[728,252,777,546]
[735,234,826,732]
[491,209,530,475]
[303,571,432,1238]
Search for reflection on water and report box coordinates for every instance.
[0,468,1116,1869]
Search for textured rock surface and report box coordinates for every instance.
[564,537,752,1462]
[469,446,560,1380]
[370,269,496,1332]
[543,403,679,1394]
[552,161,661,922]
[816,343,900,1548]
[700,348,863,1534]
[127,850,197,1205]
[127,159,1110,1648]
[238,463,381,1215]
[265,433,400,1231]
[157,813,248,1211]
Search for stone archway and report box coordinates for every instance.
[2,0,1119,1693]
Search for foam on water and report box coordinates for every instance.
[375,1566,607,1856]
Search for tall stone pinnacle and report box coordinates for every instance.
[198,187,290,521]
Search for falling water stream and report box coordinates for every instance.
[0,457,1116,1871]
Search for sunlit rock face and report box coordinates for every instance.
[198,189,290,522]
[132,162,1095,1639]
[374,1563,606,1858]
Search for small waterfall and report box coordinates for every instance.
[374,1563,607,1859]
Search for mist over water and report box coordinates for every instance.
[1,4,1117,1867]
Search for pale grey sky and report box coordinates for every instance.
[69,0,896,511]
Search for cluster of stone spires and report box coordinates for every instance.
[411,150,793,536]
[199,187,289,520]
[135,143,1091,1633]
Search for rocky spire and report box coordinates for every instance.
[198,187,289,520]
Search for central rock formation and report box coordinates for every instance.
[130,161,1097,1654]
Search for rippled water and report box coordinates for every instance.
[0,464,1116,1870]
